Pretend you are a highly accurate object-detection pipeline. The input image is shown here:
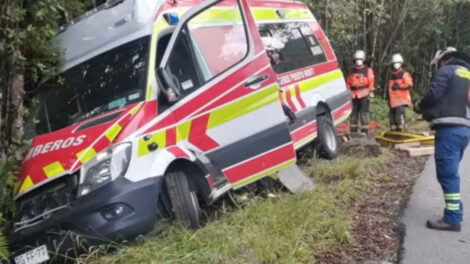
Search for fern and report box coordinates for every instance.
[0,231,9,260]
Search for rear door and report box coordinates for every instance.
[154,0,296,189]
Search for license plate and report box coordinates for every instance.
[15,245,50,264]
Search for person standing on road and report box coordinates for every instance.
[347,50,375,134]
[415,47,470,231]
[388,54,413,131]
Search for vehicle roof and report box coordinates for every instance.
[58,0,308,69]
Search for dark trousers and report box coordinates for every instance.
[350,97,370,133]
[435,126,470,225]
[389,106,407,131]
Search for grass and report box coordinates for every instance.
[85,150,392,264]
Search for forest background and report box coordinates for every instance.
[1,0,470,259]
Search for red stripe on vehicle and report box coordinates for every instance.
[207,176,214,190]
[166,127,176,147]
[248,1,308,9]
[333,103,352,121]
[285,88,298,112]
[166,146,190,160]
[294,84,306,109]
[292,122,317,145]
[188,115,220,152]
[224,145,295,184]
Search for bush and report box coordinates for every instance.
[370,97,389,125]
[0,231,8,260]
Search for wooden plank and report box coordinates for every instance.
[406,146,435,157]
[394,142,421,150]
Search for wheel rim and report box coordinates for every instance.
[325,124,337,151]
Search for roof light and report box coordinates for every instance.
[164,13,179,25]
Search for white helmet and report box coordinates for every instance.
[391,54,404,64]
[431,47,457,66]
[353,50,366,61]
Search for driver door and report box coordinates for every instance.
[156,0,297,189]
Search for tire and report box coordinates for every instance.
[316,114,339,160]
[164,171,201,229]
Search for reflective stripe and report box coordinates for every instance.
[207,85,279,130]
[76,148,97,165]
[19,176,34,194]
[456,68,470,80]
[138,131,166,157]
[446,203,460,211]
[444,193,461,200]
[190,9,242,25]
[130,102,144,116]
[252,8,314,21]
[299,70,344,93]
[233,159,296,189]
[43,162,65,179]
[431,117,470,127]
[105,124,123,142]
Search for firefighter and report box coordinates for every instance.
[415,47,470,231]
[388,54,413,131]
[347,50,375,134]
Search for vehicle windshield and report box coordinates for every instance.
[25,36,150,139]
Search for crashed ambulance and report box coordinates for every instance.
[10,0,351,261]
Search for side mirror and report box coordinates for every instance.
[156,67,181,99]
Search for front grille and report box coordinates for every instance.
[15,173,79,232]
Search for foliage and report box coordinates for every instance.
[0,231,8,260]
[370,97,389,124]
[306,0,470,97]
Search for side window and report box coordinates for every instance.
[160,1,248,103]
[258,22,327,74]
[299,24,327,65]
[165,28,203,98]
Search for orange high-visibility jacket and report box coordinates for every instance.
[388,69,413,109]
[347,66,375,99]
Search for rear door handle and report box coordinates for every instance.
[245,75,269,89]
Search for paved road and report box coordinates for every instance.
[402,149,470,264]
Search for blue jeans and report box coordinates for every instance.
[435,126,470,225]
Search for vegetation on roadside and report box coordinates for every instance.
[82,150,391,264]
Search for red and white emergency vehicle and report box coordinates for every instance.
[11,0,351,261]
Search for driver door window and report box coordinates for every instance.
[160,1,248,103]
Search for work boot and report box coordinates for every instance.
[426,219,461,232]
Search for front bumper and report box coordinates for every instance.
[9,176,162,259]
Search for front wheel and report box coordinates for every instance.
[316,114,339,160]
[164,171,201,229]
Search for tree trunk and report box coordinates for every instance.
[9,52,25,141]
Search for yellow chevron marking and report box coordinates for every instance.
[130,102,144,116]
[76,148,97,165]
[43,162,65,179]
[105,124,123,142]
[177,121,192,143]
[19,176,34,194]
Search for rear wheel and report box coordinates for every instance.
[164,171,201,229]
[316,114,339,160]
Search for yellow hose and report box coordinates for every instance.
[375,131,434,145]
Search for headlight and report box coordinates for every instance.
[78,143,132,197]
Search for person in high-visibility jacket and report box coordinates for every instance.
[347,50,375,134]
[415,47,470,232]
[388,54,413,131]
